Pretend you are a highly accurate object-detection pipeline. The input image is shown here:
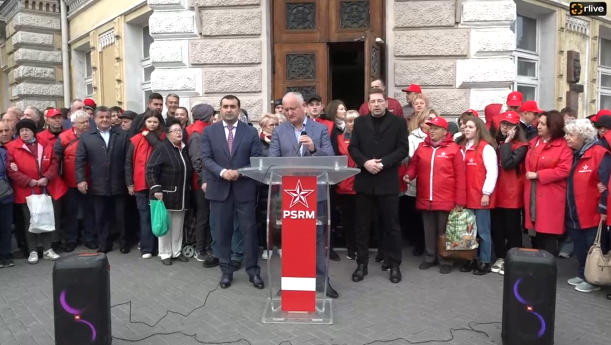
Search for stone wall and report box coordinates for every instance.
[389,0,516,116]
[1,0,64,109]
[148,0,269,121]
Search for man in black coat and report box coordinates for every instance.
[348,88,409,284]
[75,106,131,254]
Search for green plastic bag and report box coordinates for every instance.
[150,199,171,237]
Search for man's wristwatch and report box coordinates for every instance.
[309,147,316,154]
[379,162,384,168]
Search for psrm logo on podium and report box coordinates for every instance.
[570,2,607,16]
[283,179,315,219]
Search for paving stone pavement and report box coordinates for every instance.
[1,246,610,345]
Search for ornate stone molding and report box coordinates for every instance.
[66,0,97,17]
[89,29,98,96]
[566,15,590,36]
[113,17,123,106]
[0,0,24,23]
[98,29,114,50]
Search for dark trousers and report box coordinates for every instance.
[22,204,52,252]
[491,208,523,259]
[400,196,424,249]
[13,202,26,252]
[193,188,211,254]
[91,194,126,249]
[354,193,402,266]
[0,202,14,259]
[421,210,452,265]
[135,191,156,255]
[125,195,140,244]
[337,193,356,254]
[532,232,559,256]
[210,192,259,277]
[567,226,598,280]
[51,197,63,243]
[63,187,95,244]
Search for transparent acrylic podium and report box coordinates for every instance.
[239,156,359,325]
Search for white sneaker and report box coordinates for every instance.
[262,250,272,260]
[558,252,571,259]
[28,251,38,264]
[575,281,601,293]
[43,249,60,261]
[277,249,282,258]
[491,258,504,273]
[499,263,504,275]
[567,277,584,286]
[142,253,152,259]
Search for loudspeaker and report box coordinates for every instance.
[502,248,557,345]
[53,253,111,345]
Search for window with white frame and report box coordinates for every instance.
[512,14,539,102]
[599,38,611,110]
[85,51,93,97]
[141,26,155,105]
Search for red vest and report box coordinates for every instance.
[5,138,67,203]
[58,130,83,187]
[314,117,334,137]
[572,145,608,229]
[464,143,496,209]
[495,141,528,209]
[36,129,63,148]
[186,121,209,189]
[130,132,162,192]
[335,133,356,194]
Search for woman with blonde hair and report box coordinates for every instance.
[406,94,430,125]
[257,113,280,259]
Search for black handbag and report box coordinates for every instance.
[0,179,13,201]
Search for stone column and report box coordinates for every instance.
[1,0,64,109]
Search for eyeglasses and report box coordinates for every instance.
[168,129,182,134]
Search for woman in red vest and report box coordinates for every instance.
[524,111,572,255]
[125,112,165,259]
[459,116,498,275]
[5,119,66,264]
[564,119,611,293]
[403,117,466,274]
[490,111,529,275]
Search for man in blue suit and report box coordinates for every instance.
[268,92,339,299]
[201,95,264,289]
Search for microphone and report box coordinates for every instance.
[297,130,307,156]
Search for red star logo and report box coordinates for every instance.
[284,180,314,208]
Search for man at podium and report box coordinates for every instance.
[268,92,339,299]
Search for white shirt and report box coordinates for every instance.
[465,140,499,196]
[98,128,110,146]
[219,121,238,177]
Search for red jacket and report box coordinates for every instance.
[5,138,67,203]
[358,97,405,117]
[186,121,210,189]
[57,130,84,187]
[405,133,466,211]
[313,117,334,137]
[523,136,572,235]
[495,141,528,209]
[36,129,64,148]
[335,133,356,195]
[569,144,608,229]
[130,132,160,192]
[464,142,496,209]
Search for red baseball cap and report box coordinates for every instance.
[426,117,448,130]
[402,84,422,93]
[499,111,520,125]
[45,108,62,118]
[519,100,542,113]
[84,98,96,108]
[465,109,479,117]
[507,91,523,107]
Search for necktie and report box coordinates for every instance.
[227,125,234,153]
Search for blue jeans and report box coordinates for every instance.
[0,202,13,260]
[211,210,243,262]
[474,209,492,264]
[559,235,574,255]
[63,187,95,243]
[567,226,598,279]
[136,191,157,255]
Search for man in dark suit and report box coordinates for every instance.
[75,106,131,254]
[348,88,409,283]
[201,95,264,289]
[268,91,339,299]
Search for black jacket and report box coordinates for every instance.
[348,110,409,195]
[75,127,129,196]
[520,121,538,141]
[145,138,192,211]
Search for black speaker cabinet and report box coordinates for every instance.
[53,253,111,345]
[502,248,557,345]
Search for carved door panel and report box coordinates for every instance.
[274,43,328,101]
[364,31,380,101]
[273,0,328,43]
[328,0,384,42]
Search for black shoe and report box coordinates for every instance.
[97,246,112,254]
[352,264,368,282]
[381,261,391,271]
[203,257,219,268]
[374,253,384,262]
[174,255,188,262]
[231,260,242,270]
[460,260,477,273]
[439,265,452,274]
[419,262,436,270]
[326,283,339,299]
[161,258,172,265]
[220,274,233,289]
[85,242,98,250]
[120,246,130,254]
[346,250,356,260]
[4,259,14,267]
[389,266,402,283]
[249,275,264,289]
[51,241,62,251]
[329,248,340,261]
[473,262,492,276]
[412,246,424,257]
[64,243,77,253]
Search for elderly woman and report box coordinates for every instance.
[145,118,192,265]
[564,119,611,293]
[258,113,279,260]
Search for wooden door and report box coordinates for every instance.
[273,0,328,43]
[364,31,381,101]
[328,0,384,42]
[274,43,328,101]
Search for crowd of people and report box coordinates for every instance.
[1,82,611,299]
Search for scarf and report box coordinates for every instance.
[260,130,271,144]
[335,119,345,132]
[25,137,36,144]
[430,137,444,147]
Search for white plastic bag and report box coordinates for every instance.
[26,193,55,233]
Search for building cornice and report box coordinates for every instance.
[0,0,24,23]
[66,0,97,19]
